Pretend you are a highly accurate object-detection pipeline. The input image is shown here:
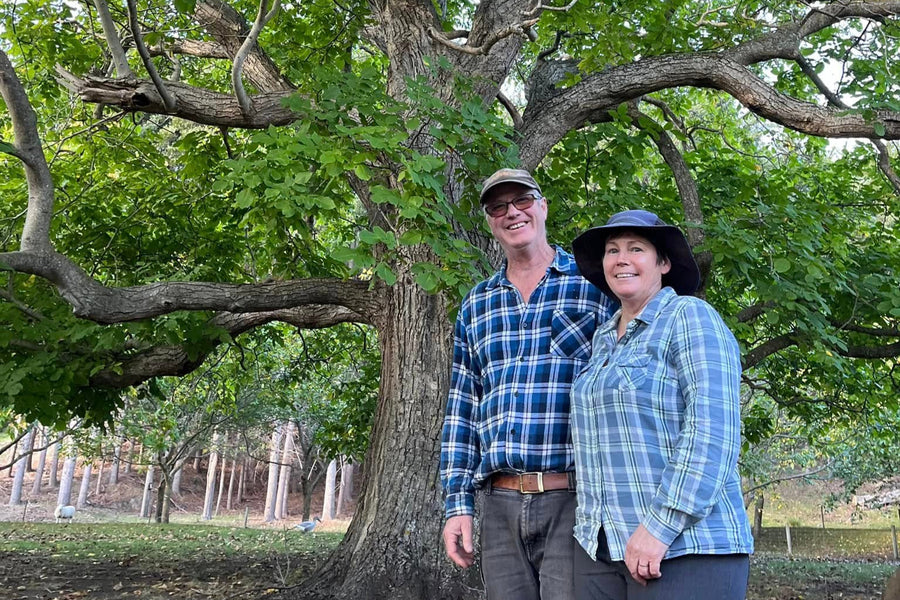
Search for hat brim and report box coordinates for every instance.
[572,225,700,298]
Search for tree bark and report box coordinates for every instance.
[56,454,77,507]
[76,462,92,508]
[31,428,48,496]
[215,437,228,516]
[9,427,35,506]
[202,433,220,520]
[289,281,475,600]
[140,466,154,518]
[263,424,285,522]
[322,459,337,521]
[48,440,60,488]
[275,422,294,520]
[109,441,121,484]
[336,459,353,518]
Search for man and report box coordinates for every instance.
[440,168,616,600]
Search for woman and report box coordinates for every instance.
[569,210,753,600]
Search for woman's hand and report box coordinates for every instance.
[624,524,669,585]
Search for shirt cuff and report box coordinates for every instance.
[643,503,694,548]
[444,492,475,519]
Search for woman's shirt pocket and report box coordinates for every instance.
[549,310,598,361]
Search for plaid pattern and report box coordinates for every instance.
[571,287,753,561]
[440,247,615,518]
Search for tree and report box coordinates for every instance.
[2,2,900,598]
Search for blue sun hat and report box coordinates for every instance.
[572,209,701,298]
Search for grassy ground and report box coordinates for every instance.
[0,521,343,599]
[1,521,898,599]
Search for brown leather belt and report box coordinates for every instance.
[491,472,573,494]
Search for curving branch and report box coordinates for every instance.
[496,90,523,130]
[797,56,900,195]
[743,332,800,370]
[0,249,382,324]
[93,0,132,77]
[523,0,578,18]
[427,19,538,56]
[626,101,711,290]
[125,0,176,112]
[89,304,369,388]
[0,50,55,253]
[232,0,282,116]
[150,40,230,60]
[193,0,293,92]
[518,52,900,168]
[55,68,299,128]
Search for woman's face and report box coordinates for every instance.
[602,233,671,310]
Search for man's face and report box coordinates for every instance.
[483,183,548,255]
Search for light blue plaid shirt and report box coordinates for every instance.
[571,287,753,560]
[440,247,615,518]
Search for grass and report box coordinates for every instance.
[755,526,900,559]
[1,521,898,599]
[0,521,343,562]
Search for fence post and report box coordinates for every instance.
[820,505,825,529]
[892,525,898,561]
[785,524,792,556]
[243,506,250,528]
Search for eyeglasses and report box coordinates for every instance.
[484,193,541,218]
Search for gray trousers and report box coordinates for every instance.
[574,528,749,600]
[481,487,577,600]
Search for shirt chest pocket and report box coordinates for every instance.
[616,353,652,391]
[550,310,597,362]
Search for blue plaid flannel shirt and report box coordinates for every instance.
[571,287,753,560]
[440,247,615,518]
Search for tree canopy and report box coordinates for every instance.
[2,0,899,597]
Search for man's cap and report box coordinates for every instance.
[572,209,701,298]
[479,168,542,204]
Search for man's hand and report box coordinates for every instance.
[442,515,475,568]
[624,524,668,585]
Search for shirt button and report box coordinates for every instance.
[523,322,530,328]
[510,429,517,436]
[518,356,524,362]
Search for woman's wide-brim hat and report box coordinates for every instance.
[572,209,701,298]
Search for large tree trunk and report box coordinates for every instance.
[291,283,477,599]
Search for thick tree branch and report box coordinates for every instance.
[125,0,175,112]
[427,19,537,56]
[743,333,800,369]
[150,40,230,60]
[496,90,523,130]
[626,101,711,290]
[737,301,776,323]
[89,305,368,388]
[839,341,900,359]
[55,68,299,127]
[518,53,900,168]
[0,249,382,323]
[193,0,293,92]
[93,0,132,77]
[232,0,282,115]
[0,50,55,253]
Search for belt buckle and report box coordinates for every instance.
[519,472,544,494]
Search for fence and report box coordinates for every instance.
[755,526,900,561]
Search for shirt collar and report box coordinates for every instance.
[487,246,573,289]
[597,287,677,334]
